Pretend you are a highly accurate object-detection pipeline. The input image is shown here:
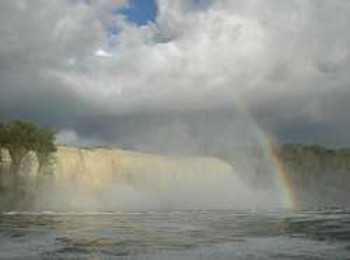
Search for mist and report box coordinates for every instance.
[1,0,349,211]
[32,149,279,212]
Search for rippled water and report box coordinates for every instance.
[1,209,350,259]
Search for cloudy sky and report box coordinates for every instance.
[1,0,350,153]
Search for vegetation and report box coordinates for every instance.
[0,120,56,167]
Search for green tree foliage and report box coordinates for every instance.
[0,120,56,166]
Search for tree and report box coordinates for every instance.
[0,120,56,167]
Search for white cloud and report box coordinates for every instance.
[1,0,350,147]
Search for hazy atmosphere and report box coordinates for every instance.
[2,1,350,259]
[1,0,350,151]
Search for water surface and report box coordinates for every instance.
[1,209,350,259]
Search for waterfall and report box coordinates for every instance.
[39,146,248,211]
[0,146,286,211]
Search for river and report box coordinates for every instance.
[1,209,349,259]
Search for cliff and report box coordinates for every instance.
[278,145,350,208]
[217,145,350,209]
[1,144,350,211]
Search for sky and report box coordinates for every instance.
[0,0,350,153]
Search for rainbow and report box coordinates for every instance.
[232,94,296,209]
[254,127,296,209]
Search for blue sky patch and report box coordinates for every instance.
[119,0,157,26]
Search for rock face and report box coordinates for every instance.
[218,145,350,209]
[278,145,350,208]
